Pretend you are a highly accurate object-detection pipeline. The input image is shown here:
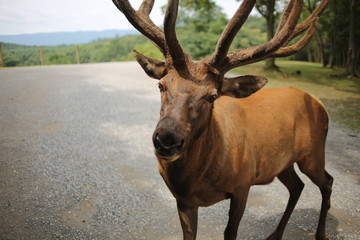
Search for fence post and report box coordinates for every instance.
[40,46,44,65]
[0,43,4,67]
[76,46,81,64]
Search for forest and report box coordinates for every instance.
[1,0,359,77]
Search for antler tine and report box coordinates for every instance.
[229,17,318,66]
[139,0,154,15]
[284,0,329,45]
[164,0,187,66]
[270,18,318,58]
[112,0,167,56]
[274,0,295,36]
[243,0,328,63]
[209,0,256,67]
[218,0,304,73]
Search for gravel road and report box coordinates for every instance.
[0,62,359,240]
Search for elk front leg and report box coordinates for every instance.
[177,200,198,240]
[224,187,250,240]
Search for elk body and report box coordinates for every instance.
[113,0,333,239]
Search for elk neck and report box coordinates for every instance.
[157,104,228,199]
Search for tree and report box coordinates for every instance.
[303,0,327,67]
[4,56,19,67]
[175,0,221,27]
[346,0,359,77]
[321,0,360,75]
[322,0,348,68]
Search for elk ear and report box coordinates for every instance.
[132,50,167,80]
[221,75,268,98]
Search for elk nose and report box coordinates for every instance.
[153,132,184,157]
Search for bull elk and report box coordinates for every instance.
[113,0,333,239]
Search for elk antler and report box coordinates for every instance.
[270,17,318,58]
[208,0,329,74]
[113,0,167,56]
[113,0,187,69]
[164,0,187,66]
[209,0,257,66]
[114,0,329,76]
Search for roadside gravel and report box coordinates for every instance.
[0,63,359,239]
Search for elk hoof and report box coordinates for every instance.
[315,233,330,240]
[266,232,282,240]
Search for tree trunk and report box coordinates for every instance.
[264,0,280,71]
[0,43,3,67]
[40,46,44,65]
[328,0,337,69]
[328,50,334,68]
[256,0,280,71]
[76,46,81,64]
[315,30,327,67]
[346,0,358,77]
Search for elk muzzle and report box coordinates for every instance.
[152,120,185,162]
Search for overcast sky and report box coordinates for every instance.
[0,0,243,35]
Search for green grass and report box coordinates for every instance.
[231,60,360,132]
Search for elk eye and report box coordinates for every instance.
[206,94,219,103]
[158,83,165,92]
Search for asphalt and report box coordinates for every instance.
[0,62,359,240]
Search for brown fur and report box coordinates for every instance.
[158,86,330,203]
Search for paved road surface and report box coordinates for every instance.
[0,63,359,239]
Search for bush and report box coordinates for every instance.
[4,56,19,67]
[48,54,71,65]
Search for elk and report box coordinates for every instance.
[113,0,333,239]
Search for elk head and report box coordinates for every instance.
[113,0,329,161]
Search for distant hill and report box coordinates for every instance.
[0,29,137,46]
[0,16,267,67]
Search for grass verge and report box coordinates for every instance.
[231,60,360,132]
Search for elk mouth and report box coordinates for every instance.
[154,149,182,162]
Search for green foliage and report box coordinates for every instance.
[73,34,148,63]
[176,0,224,30]
[231,16,267,49]
[126,42,163,61]
[161,0,229,59]
[176,12,228,59]
[0,34,150,66]
[48,54,70,65]
[178,28,217,59]
[176,13,267,60]
[4,56,20,67]
[2,43,40,66]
